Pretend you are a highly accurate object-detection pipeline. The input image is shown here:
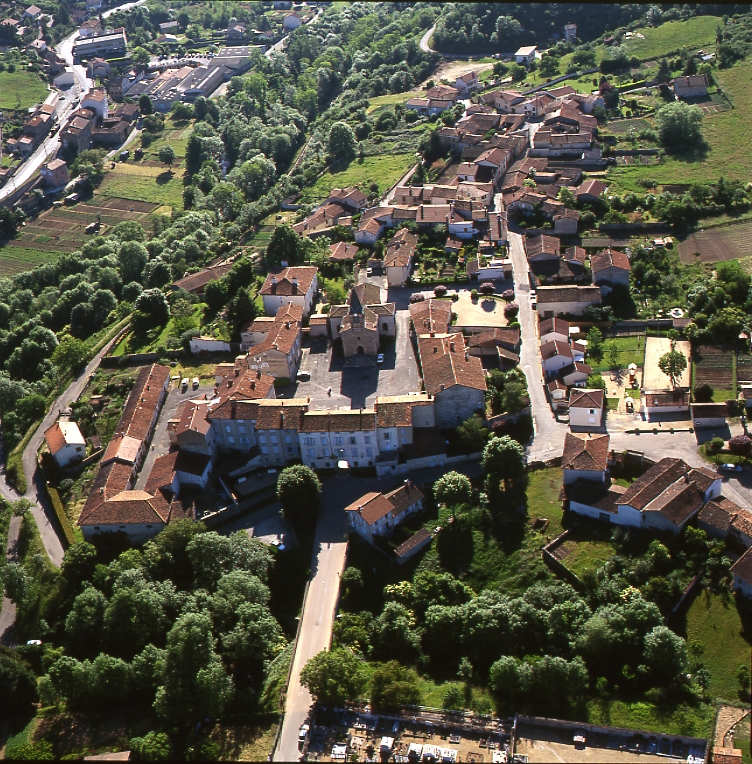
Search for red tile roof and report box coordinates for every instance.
[591,248,631,274]
[260,266,317,296]
[409,299,452,335]
[569,388,604,409]
[562,432,610,471]
[418,334,487,395]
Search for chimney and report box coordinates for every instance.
[271,275,277,293]
[234,367,240,377]
[285,321,290,330]
[292,277,298,294]
[450,342,456,352]
[465,352,469,361]
[440,384,445,391]
[433,346,438,354]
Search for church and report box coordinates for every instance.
[329,283,396,364]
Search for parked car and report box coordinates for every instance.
[298,723,309,747]
[297,370,311,381]
[181,377,189,392]
[377,353,384,364]
[721,463,743,473]
[192,377,199,390]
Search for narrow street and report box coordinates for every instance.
[504,226,567,462]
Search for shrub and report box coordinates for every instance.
[479,282,495,295]
[504,302,519,318]
[708,436,724,453]
[501,289,515,302]
[410,293,426,304]
[470,289,478,300]
[729,435,752,456]
[434,285,448,298]
[693,383,714,403]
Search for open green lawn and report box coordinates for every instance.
[0,70,49,110]
[609,58,752,191]
[0,246,58,276]
[367,91,422,114]
[562,534,615,579]
[677,587,752,703]
[297,153,416,203]
[586,698,715,738]
[588,335,645,372]
[619,16,720,60]
[111,305,203,356]
[98,164,186,209]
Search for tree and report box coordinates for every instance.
[138,94,154,115]
[510,63,526,81]
[154,613,233,727]
[657,58,672,84]
[51,335,88,372]
[266,224,303,267]
[133,288,170,331]
[0,647,38,715]
[66,587,107,648]
[694,383,714,403]
[129,732,171,761]
[539,55,560,79]
[227,287,257,339]
[61,542,98,589]
[587,327,603,358]
[605,340,621,369]
[482,435,525,490]
[658,349,687,388]
[277,465,322,530]
[654,102,704,151]
[158,145,176,171]
[442,684,464,711]
[328,121,357,161]
[587,373,607,390]
[456,414,489,454]
[642,625,687,686]
[479,282,495,295]
[204,279,229,312]
[729,435,752,456]
[370,661,422,711]
[300,648,365,704]
[118,240,148,283]
[434,472,472,513]
[132,47,151,67]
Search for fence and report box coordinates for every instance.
[541,530,584,591]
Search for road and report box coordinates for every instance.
[419,25,436,54]
[0,326,128,568]
[504,223,567,462]
[0,0,147,203]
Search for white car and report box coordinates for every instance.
[377,353,384,364]
[298,723,309,746]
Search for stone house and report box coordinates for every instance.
[345,481,424,543]
[260,266,318,317]
[44,420,86,468]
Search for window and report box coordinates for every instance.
[273,446,280,454]
[351,448,358,457]
[366,447,373,457]
[364,436,371,444]
[239,426,246,434]
[146,524,153,528]
[94,526,100,530]
[335,448,345,457]
[349,437,356,445]
[285,435,292,444]
[225,425,232,433]
[271,435,278,443]
[287,447,294,454]
[228,437,234,444]
[261,446,269,454]
[383,432,391,440]
[119,525,126,529]
[308,448,315,457]
[599,512,611,523]
[334,436,343,445]
[259,435,267,443]
[240,436,249,444]
[238,419,244,425]
[401,438,407,445]
[305,437,314,445]
[213,421,220,432]
[589,409,595,415]
[321,437,328,446]
[383,323,388,332]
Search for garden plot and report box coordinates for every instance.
[693,345,734,393]
[678,222,752,264]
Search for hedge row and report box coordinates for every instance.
[45,484,76,549]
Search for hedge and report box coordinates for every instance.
[45,484,76,549]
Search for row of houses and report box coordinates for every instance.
[561,433,752,598]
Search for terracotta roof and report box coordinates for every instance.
[299,409,376,433]
[375,395,431,428]
[536,286,602,304]
[732,547,752,586]
[563,246,586,264]
[540,317,570,336]
[562,432,610,472]
[591,248,631,274]
[548,379,567,392]
[698,499,736,535]
[561,361,593,378]
[260,266,317,297]
[619,458,688,510]
[206,398,260,422]
[674,74,709,89]
[175,400,212,436]
[566,481,626,513]
[541,340,572,361]
[85,490,171,526]
[643,480,703,526]
[418,334,487,396]
[345,491,395,525]
[395,527,432,558]
[102,434,142,465]
[145,451,180,494]
[410,299,452,335]
[111,364,170,444]
[526,234,561,259]
[691,402,730,419]
[328,187,367,208]
[467,327,520,350]
[253,399,309,430]
[329,241,359,261]
[44,420,85,454]
[246,319,300,357]
[385,481,424,514]
[385,228,418,269]
[416,204,452,224]
[172,262,233,293]
[575,179,607,198]
[569,388,604,409]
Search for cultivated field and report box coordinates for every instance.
[0,70,49,110]
[297,153,416,203]
[98,163,185,209]
[678,222,752,264]
[0,198,159,275]
[692,345,734,395]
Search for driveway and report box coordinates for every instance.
[505,227,567,462]
[135,381,216,490]
[286,311,420,410]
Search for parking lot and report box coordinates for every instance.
[284,310,421,410]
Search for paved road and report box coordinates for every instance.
[0,515,21,645]
[505,226,567,462]
[0,327,128,567]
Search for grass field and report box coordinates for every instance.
[367,91,422,114]
[586,698,715,738]
[561,534,615,579]
[98,163,186,208]
[609,58,752,191]
[0,70,49,110]
[677,587,752,703]
[297,153,416,203]
[588,335,645,372]
[0,246,58,275]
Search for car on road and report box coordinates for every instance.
[721,463,743,472]
[377,353,384,364]
[192,377,199,390]
[296,370,311,381]
[298,723,309,747]
[181,377,189,392]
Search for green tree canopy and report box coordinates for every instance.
[277,465,322,530]
[654,101,704,151]
[300,648,366,705]
[434,471,473,511]
[482,435,524,489]
[658,348,687,388]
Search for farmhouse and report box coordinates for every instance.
[409,299,452,336]
[640,389,690,418]
[673,74,709,98]
[514,45,538,65]
[574,179,607,203]
[591,248,631,292]
[260,266,318,317]
[44,420,86,468]
[170,262,234,295]
[562,432,610,485]
[697,497,752,548]
[345,481,424,543]
[539,317,570,345]
[568,388,604,428]
[384,227,418,287]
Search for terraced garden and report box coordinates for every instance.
[692,345,735,398]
